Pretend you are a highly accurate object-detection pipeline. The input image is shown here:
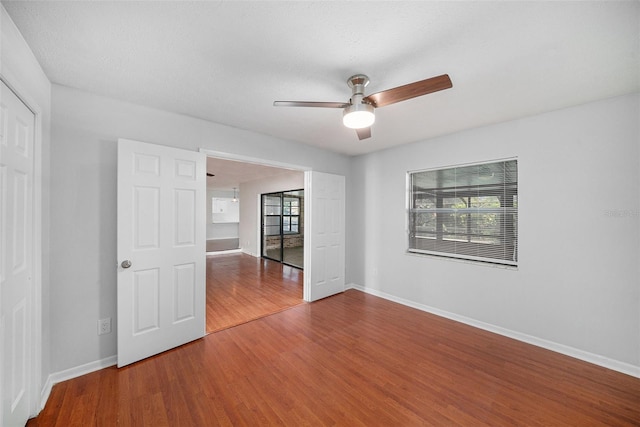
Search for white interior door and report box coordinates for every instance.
[1,80,35,426]
[117,138,206,367]
[303,171,345,302]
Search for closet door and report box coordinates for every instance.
[1,79,35,427]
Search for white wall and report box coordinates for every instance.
[207,223,239,240]
[50,84,350,373]
[350,93,640,372]
[238,171,304,257]
[1,5,52,413]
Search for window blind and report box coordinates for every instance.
[408,159,518,266]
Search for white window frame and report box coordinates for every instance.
[407,159,518,266]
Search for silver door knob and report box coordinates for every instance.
[121,260,132,269]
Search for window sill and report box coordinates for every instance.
[405,250,519,270]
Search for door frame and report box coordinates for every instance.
[0,73,44,417]
[199,149,316,298]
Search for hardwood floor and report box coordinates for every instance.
[265,245,304,269]
[29,290,640,426]
[206,253,303,333]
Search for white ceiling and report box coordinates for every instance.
[206,156,299,190]
[3,1,639,158]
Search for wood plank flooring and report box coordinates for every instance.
[206,253,303,333]
[29,290,640,426]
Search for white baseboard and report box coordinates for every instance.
[348,283,640,379]
[242,249,258,257]
[39,355,117,411]
[206,248,243,256]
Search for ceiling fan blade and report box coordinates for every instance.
[363,74,452,108]
[273,101,349,108]
[355,127,371,140]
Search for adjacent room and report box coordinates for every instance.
[204,156,305,333]
[1,1,639,425]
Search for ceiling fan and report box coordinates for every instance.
[273,73,452,140]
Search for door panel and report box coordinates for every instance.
[262,194,282,261]
[117,139,206,367]
[133,186,160,249]
[132,268,160,334]
[282,191,303,268]
[304,172,345,302]
[174,263,196,321]
[1,80,34,427]
[175,189,196,246]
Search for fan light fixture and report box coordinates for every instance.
[274,73,452,140]
[342,103,375,129]
[232,187,238,203]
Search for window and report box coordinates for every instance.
[283,196,300,234]
[263,195,282,236]
[211,196,239,223]
[408,159,518,266]
[262,193,302,237]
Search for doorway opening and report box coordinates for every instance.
[261,190,304,269]
[203,154,307,334]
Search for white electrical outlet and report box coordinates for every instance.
[98,318,111,335]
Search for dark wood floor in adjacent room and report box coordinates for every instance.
[205,253,304,333]
[29,286,640,426]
